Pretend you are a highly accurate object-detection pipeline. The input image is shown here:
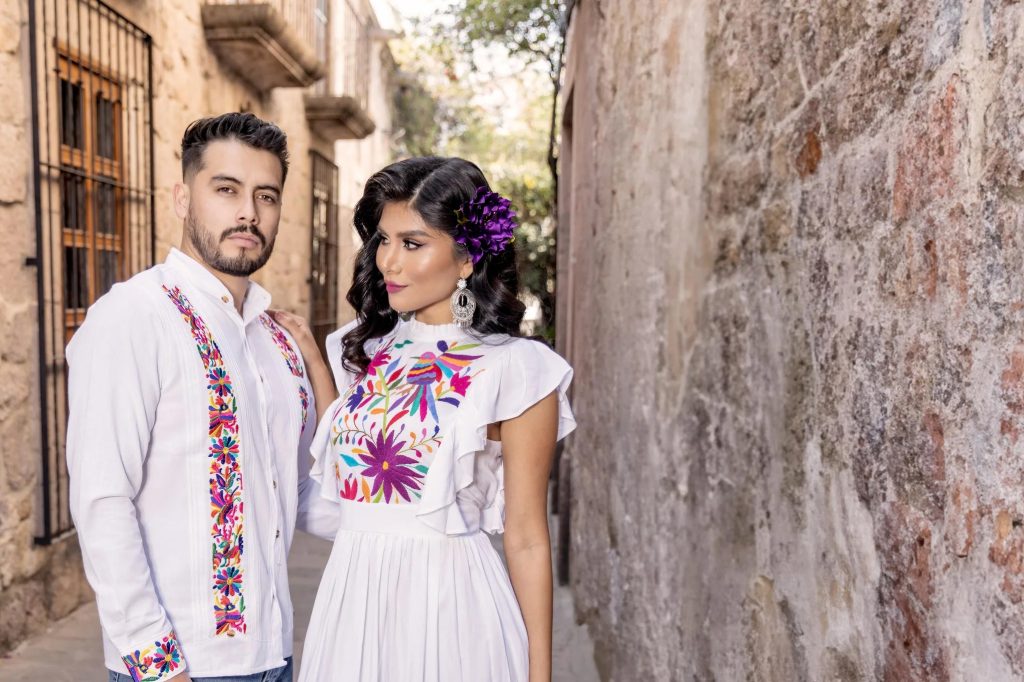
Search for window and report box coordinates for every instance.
[310,152,340,356]
[29,0,154,543]
[58,55,127,341]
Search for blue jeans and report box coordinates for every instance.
[108,656,292,682]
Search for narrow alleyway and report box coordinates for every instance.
[0,529,599,681]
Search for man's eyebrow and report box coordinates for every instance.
[210,175,281,194]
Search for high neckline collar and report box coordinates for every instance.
[400,314,470,341]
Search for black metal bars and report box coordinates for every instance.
[28,0,154,544]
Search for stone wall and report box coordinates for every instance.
[560,0,1024,679]
[0,0,93,654]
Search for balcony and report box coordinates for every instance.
[202,0,325,91]
[304,0,380,141]
[304,94,375,140]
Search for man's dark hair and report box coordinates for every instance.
[180,112,289,183]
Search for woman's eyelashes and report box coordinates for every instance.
[377,232,422,250]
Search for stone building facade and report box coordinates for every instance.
[559,0,1024,679]
[0,0,394,654]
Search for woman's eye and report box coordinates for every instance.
[403,240,421,250]
[379,235,389,244]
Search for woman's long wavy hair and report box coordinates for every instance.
[342,157,525,375]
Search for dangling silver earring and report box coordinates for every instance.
[450,278,476,328]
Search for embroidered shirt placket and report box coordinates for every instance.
[238,318,288,637]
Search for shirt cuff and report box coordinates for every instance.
[120,630,187,681]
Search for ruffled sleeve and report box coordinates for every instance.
[415,337,576,535]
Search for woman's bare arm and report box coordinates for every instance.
[500,392,559,682]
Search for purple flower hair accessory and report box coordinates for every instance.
[453,186,518,264]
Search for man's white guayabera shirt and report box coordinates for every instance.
[66,248,336,681]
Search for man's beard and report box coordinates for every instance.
[185,209,276,277]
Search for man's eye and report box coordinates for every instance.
[218,187,235,194]
[259,194,278,203]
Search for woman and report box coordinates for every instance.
[273,156,575,682]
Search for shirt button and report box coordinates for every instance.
[275,529,280,539]
[221,295,229,303]
[272,480,277,489]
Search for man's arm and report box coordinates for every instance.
[67,290,189,681]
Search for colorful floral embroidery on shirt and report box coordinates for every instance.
[163,285,246,636]
[259,314,310,432]
[331,338,483,503]
[121,631,183,682]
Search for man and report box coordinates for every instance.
[68,112,323,682]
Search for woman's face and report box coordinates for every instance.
[375,201,474,324]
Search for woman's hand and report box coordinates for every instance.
[268,309,318,360]
[267,309,339,422]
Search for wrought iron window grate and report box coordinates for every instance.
[28,0,154,543]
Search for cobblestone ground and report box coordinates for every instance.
[0,530,598,681]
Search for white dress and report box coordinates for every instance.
[297,317,575,682]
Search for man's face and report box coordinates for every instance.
[174,139,284,277]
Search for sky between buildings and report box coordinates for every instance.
[372,0,553,168]
[376,0,447,24]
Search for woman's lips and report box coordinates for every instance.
[385,282,407,293]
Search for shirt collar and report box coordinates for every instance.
[402,314,471,342]
[165,247,272,325]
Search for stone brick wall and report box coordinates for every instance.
[0,0,94,654]
[560,0,1024,679]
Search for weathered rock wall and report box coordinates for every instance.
[561,0,1024,679]
[0,0,93,655]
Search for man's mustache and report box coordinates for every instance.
[220,224,267,247]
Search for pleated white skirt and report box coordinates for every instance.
[297,502,528,682]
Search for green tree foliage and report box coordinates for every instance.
[442,0,565,340]
[392,76,439,158]
[390,0,566,339]
[442,0,566,185]
[504,173,556,343]
[445,0,565,74]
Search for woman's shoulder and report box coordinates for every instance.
[463,334,575,430]
[325,318,394,357]
[495,335,571,370]
[325,318,360,348]
[460,335,572,391]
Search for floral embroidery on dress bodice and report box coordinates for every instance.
[329,325,486,504]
